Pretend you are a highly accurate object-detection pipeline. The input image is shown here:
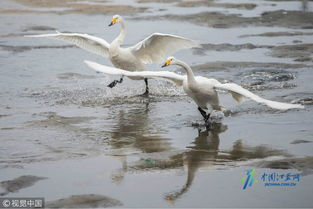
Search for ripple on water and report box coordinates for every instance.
[238,68,297,91]
[24,80,185,107]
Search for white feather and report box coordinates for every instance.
[214,83,304,110]
[84,60,184,86]
[85,60,304,111]
[130,33,200,64]
[25,16,198,71]
[26,33,110,57]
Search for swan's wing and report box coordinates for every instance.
[214,83,304,110]
[26,32,110,57]
[130,33,200,64]
[84,60,184,86]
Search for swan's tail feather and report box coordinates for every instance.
[259,99,304,111]
[230,91,245,104]
[215,83,304,111]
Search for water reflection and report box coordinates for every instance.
[111,155,127,185]
[108,100,172,184]
[165,124,227,203]
[109,101,172,153]
[105,101,290,200]
[301,0,308,12]
[227,140,289,161]
[164,126,289,204]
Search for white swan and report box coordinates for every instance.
[84,58,304,122]
[26,15,199,96]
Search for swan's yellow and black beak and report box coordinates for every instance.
[109,17,117,26]
[162,59,171,68]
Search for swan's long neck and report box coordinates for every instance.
[112,20,127,47]
[176,60,196,84]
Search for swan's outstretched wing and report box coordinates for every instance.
[214,83,304,110]
[26,32,110,57]
[130,33,200,64]
[84,60,184,86]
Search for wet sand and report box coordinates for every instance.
[0,0,313,208]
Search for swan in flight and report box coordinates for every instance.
[26,15,199,96]
[84,58,304,122]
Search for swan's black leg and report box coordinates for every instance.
[140,78,149,97]
[198,107,211,126]
[198,107,207,119]
[107,77,123,88]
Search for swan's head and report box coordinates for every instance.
[109,15,122,26]
[161,56,176,68]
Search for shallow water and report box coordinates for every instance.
[0,0,313,208]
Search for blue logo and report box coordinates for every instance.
[241,169,301,190]
[241,169,258,190]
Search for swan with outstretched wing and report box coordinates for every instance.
[84,58,304,123]
[26,15,199,96]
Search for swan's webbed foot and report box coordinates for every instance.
[140,89,149,97]
[107,77,123,88]
[107,80,118,88]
